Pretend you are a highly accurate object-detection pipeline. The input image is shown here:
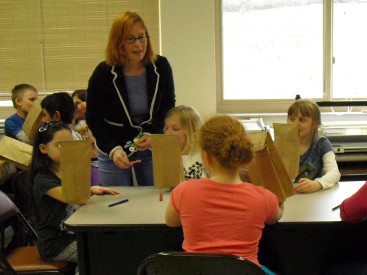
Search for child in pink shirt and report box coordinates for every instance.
[340,181,367,222]
[165,115,284,274]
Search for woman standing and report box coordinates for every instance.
[87,11,175,186]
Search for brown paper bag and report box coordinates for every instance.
[22,97,43,140]
[0,136,33,170]
[246,132,295,202]
[151,134,184,189]
[273,123,300,180]
[59,140,91,204]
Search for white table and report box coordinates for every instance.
[281,181,365,222]
[65,182,367,275]
[66,187,170,226]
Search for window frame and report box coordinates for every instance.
[216,0,366,114]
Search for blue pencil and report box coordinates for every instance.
[108,199,129,207]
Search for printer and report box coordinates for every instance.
[322,121,367,162]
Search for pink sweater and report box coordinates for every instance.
[171,178,278,266]
[340,181,367,223]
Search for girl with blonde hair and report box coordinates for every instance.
[164,105,205,179]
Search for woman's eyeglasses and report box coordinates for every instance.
[125,35,149,44]
[38,121,57,132]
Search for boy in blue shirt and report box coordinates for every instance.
[5,84,38,144]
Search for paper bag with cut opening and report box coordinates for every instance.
[246,131,295,202]
[151,134,184,189]
[59,140,91,204]
[0,136,33,170]
[22,97,43,140]
[273,123,300,180]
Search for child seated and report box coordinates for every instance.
[72,89,97,156]
[165,115,284,275]
[164,105,206,179]
[287,99,341,193]
[40,92,81,140]
[72,89,99,185]
[340,182,367,223]
[27,121,118,263]
[5,84,38,144]
[41,92,100,185]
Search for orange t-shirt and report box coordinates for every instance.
[171,178,278,266]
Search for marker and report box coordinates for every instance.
[108,199,129,207]
[332,204,340,211]
[130,160,141,165]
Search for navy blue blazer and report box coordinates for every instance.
[86,55,175,156]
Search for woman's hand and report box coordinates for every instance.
[134,134,151,151]
[90,186,119,195]
[294,178,322,193]
[112,148,134,169]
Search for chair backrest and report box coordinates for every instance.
[0,189,37,242]
[11,170,31,218]
[137,251,266,275]
[0,190,17,222]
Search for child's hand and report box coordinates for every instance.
[90,186,119,195]
[294,178,322,193]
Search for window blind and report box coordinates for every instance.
[0,0,159,95]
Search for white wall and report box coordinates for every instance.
[160,0,217,120]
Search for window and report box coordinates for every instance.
[219,0,367,113]
[0,0,159,95]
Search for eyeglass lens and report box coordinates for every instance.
[125,35,148,44]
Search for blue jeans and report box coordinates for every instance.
[98,150,154,186]
[261,265,277,275]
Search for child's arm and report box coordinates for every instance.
[315,151,341,189]
[46,186,69,203]
[340,182,367,222]
[295,152,340,193]
[165,200,182,227]
[90,186,119,195]
[46,186,119,204]
[267,202,284,225]
[15,130,32,145]
[294,179,322,193]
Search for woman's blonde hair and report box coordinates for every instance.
[200,115,253,170]
[165,105,202,155]
[287,99,321,137]
[105,11,156,66]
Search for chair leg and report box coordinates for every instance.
[0,258,17,274]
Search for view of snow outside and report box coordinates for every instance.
[222,0,367,100]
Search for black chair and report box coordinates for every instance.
[137,251,266,275]
[0,190,76,274]
[4,170,34,254]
